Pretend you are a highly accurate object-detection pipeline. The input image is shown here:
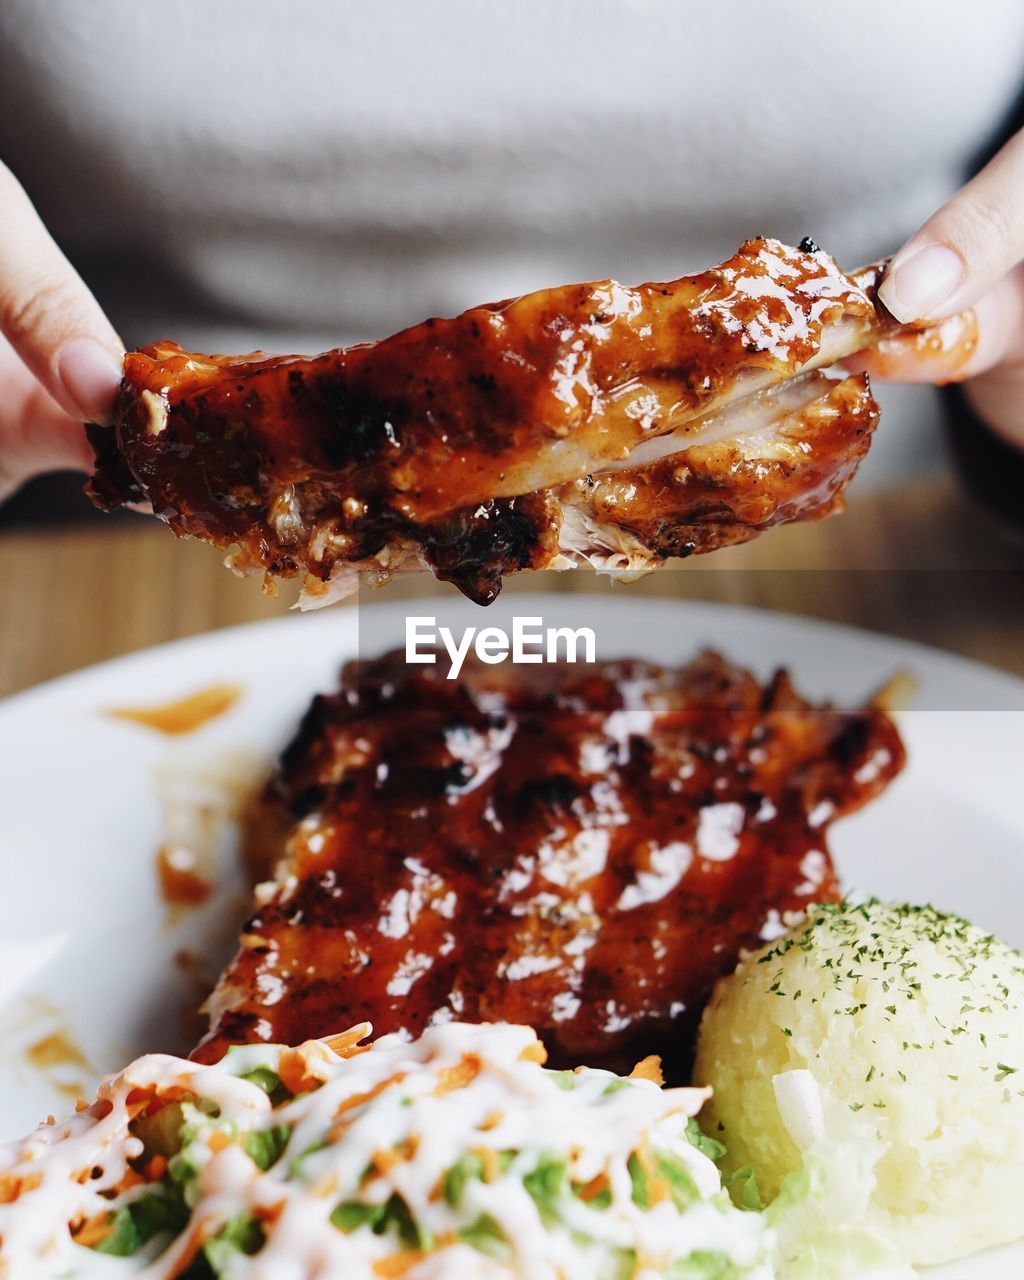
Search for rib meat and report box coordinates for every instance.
[192,650,906,1077]
[88,238,893,604]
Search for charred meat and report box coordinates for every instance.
[89,239,895,604]
[194,649,905,1077]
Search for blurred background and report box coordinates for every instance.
[1,0,1023,690]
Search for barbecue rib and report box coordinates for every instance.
[193,650,906,1077]
[88,238,895,605]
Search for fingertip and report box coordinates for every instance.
[844,310,981,386]
[876,244,965,325]
[0,375,104,503]
[53,338,124,425]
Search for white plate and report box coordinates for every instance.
[1,594,1022,1277]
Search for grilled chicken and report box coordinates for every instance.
[88,238,896,605]
[193,650,905,1077]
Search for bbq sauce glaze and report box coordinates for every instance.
[88,238,888,604]
[194,650,905,1079]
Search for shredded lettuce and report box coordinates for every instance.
[238,1065,289,1104]
[666,1253,754,1279]
[655,1151,702,1211]
[458,1213,512,1259]
[523,1154,568,1222]
[67,1036,772,1280]
[443,1150,487,1207]
[180,1214,264,1279]
[548,1069,581,1091]
[329,1193,433,1252]
[686,1117,727,1163]
[91,1184,189,1257]
[767,1071,917,1280]
[572,1177,613,1210]
[627,1152,651,1208]
[243,1123,292,1171]
[724,1164,763,1212]
[130,1101,188,1161]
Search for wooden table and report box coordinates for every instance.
[2,478,1022,699]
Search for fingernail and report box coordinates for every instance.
[55,338,123,424]
[878,244,964,323]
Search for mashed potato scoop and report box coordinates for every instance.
[694,899,1024,1270]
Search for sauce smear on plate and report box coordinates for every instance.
[106,683,242,735]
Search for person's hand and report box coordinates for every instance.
[0,161,124,501]
[850,128,1024,451]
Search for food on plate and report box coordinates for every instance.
[0,1021,773,1280]
[193,649,905,1079]
[694,899,1024,1268]
[87,237,900,605]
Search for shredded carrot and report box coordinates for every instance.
[518,1039,547,1065]
[477,1147,501,1184]
[144,1154,169,1181]
[371,1147,401,1175]
[479,1109,504,1131]
[127,1086,186,1113]
[320,1023,374,1057]
[278,1043,333,1095]
[633,1148,670,1206]
[111,1168,145,1194]
[328,1073,407,1141]
[206,1130,232,1153]
[72,1213,115,1248]
[648,1176,671,1206]
[629,1055,665,1086]
[578,1171,611,1202]
[373,1250,426,1277]
[871,669,917,714]
[162,1216,218,1279]
[434,1054,481,1094]
[0,1172,41,1204]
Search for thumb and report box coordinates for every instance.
[0,161,123,424]
[878,127,1024,325]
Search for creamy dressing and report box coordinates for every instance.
[0,1055,268,1278]
[0,1023,772,1279]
